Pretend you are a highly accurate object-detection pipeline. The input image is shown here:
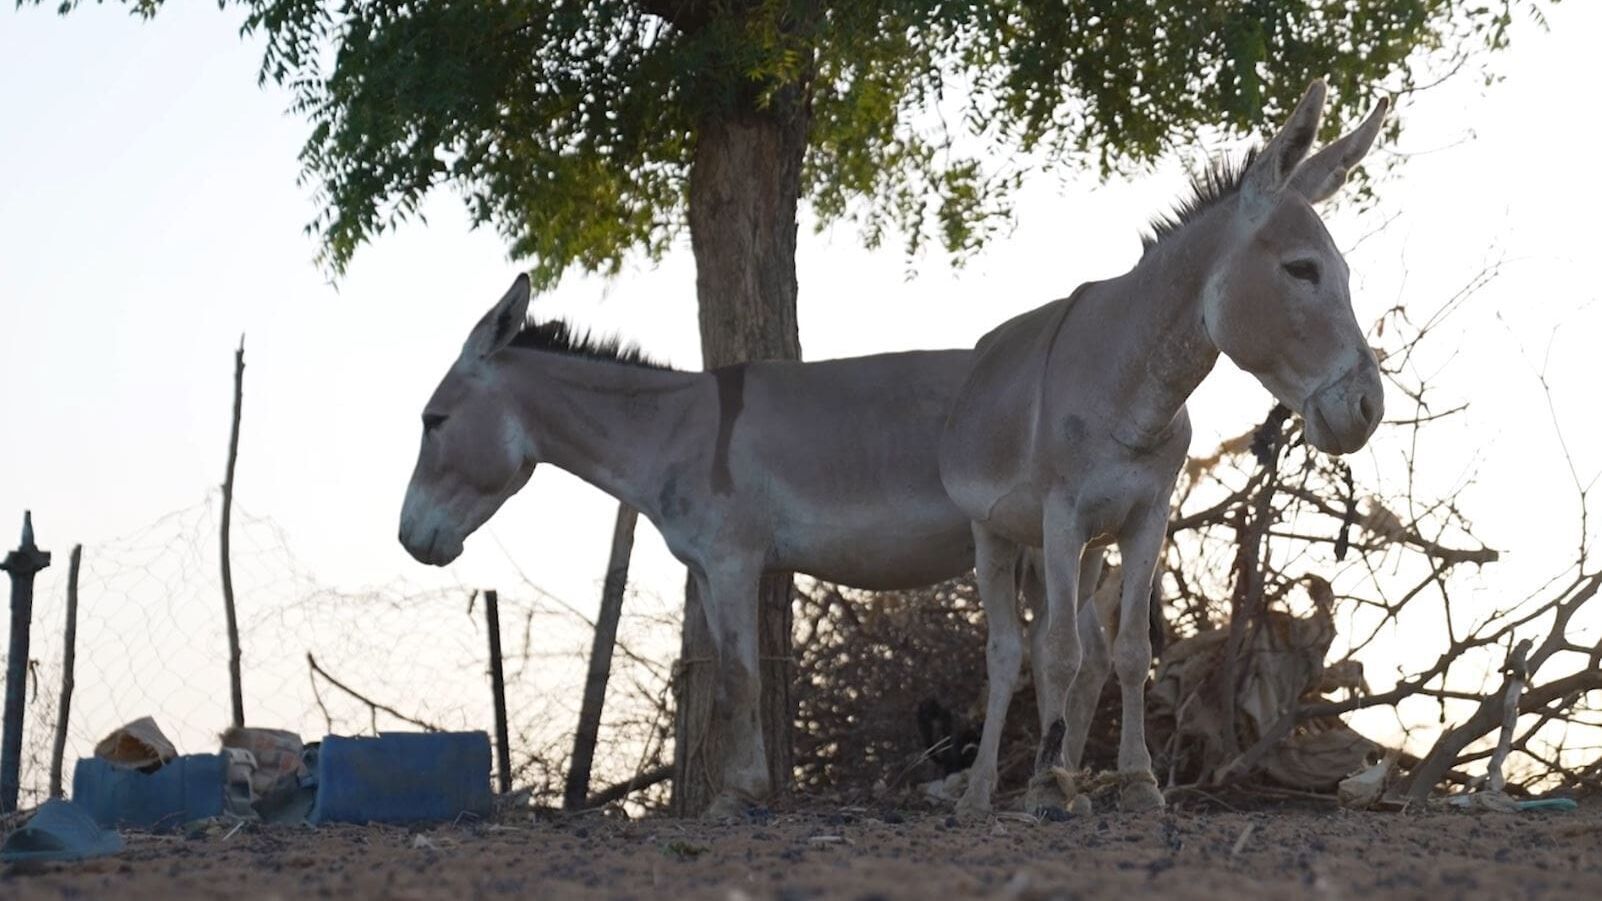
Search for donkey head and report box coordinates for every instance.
[399,276,537,565]
[1202,81,1388,455]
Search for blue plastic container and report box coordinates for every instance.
[71,754,228,832]
[309,732,493,825]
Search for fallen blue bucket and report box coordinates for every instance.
[1,798,124,863]
[309,732,492,825]
[71,754,228,832]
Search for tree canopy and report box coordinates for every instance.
[40,0,1536,284]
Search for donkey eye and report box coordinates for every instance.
[1283,259,1321,285]
[422,413,448,435]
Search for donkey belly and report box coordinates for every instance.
[734,348,981,590]
[774,502,976,590]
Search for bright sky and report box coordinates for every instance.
[2,3,1599,756]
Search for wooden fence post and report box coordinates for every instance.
[2,512,51,812]
[482,590,512,795]
[564,504,638,810]
[48,544,81,798]
[221,335,246,728]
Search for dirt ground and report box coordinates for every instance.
[4,799,1599,900]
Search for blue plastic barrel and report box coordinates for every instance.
[309,732,493,825]
[71,754,228,832]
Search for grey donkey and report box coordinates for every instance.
[940,79,1389,817]
[398,280,1065,816]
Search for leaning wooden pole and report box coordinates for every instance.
[564,504,639,810]
[220,335,246,728]
[47,544,82,798]
[2,512,51,813]
[482,589,512,795]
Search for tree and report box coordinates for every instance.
[36,0,1538,814]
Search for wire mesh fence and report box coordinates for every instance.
[3,492,677,811]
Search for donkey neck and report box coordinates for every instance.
[1084,208,1233,450]
[493,350,701,515]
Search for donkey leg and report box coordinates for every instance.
[1026,498,1087,815]
[1026,550,1099,815]
[1062,579,1112,773]
[1023,554,1052,736]
[698,562,770,818]
[1025,548,1102,733]
[1061,548,1108,767]
[956,525,1023,820]
[1112,506,1167,813]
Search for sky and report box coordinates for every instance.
[2,3,1599,761]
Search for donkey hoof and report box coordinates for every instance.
[1119,778,1166,813]
[1024,766,1077,813]
[956,773,995,822]
[955,794,992,823]
[703,791,754,821]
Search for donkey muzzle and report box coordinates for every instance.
[1303,357,1384,455]
[398,522,465,566]
[398,487,468,566]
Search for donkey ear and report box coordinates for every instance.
[1288,97,1389,204]
[1242,79,1328,202]
[464,274,532,359]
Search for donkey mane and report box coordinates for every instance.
[1141,146,1260,255]
[506,318,673,370]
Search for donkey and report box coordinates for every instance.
[940,80,1389,817]
[399,280,1034,816]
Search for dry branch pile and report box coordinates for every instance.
[793,576,1026,801]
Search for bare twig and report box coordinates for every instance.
[584,764,672,809]
[306,652,443,733]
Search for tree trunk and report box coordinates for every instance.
[671,90,808,816]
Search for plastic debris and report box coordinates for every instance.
[220,726,308,821]
[93,717,177,773]
[1446,793,1579,813]
[0,799,123,863]
[1516,798,1580,812]
[1338,749,1401,810]
[222,747,259,820]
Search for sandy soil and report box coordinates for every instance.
[4,800,1599,900]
